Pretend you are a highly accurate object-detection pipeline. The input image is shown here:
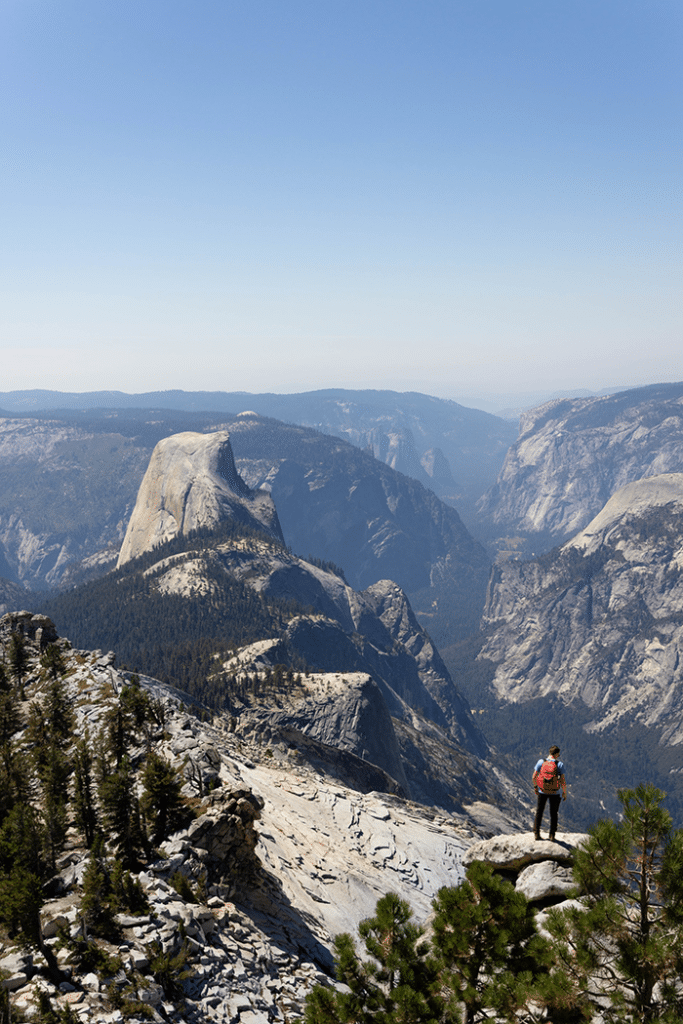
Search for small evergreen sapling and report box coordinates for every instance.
[145,939,193,999]
[304,891,441,1024]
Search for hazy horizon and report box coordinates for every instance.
[0,380,649,418]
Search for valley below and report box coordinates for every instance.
[2,384,683,1020]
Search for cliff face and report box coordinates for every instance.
[117,431,283,567]
[473,473,683,826]
[230,417,491,641]
[0,416,147,589]
[481,474,683,735]
[478,383,683,556]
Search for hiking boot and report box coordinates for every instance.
[534,832,541,841]
[548,833,556,842]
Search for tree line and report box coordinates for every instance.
[0,634,195,1020]
[39,520,313,702]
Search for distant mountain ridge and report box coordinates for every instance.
[0,387,518,519]
[478,381,683,558]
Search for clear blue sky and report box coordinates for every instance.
[1,0,680,406]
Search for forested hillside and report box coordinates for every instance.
[40,521,308,705]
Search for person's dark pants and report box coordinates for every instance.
[534,793,562,836]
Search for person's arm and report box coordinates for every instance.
[532,768,539,792]
[560,773,567,800]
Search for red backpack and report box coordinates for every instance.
[537,758,560,793]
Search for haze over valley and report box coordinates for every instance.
[0,382,683,831]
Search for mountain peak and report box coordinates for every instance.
[117,431,284,567]
[566,472,683,554]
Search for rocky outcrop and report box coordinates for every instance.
[233,670,410,794]
[362,579,485,752]
[420,446,457,491]
[464,831,588,905]
[118,431,283,566]
[0,609,58,646]
[478,382,683,556]
[566,472,683,555]
[177,787,264,885]
[220,649,525,815]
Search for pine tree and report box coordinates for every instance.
[0,863,65,984]
[0,986,11,1024]
[42,675,74,748]
[110,858,149,915]
[103,677,153,768]
[140,751,189,846]
[98,757,146,869]
[0,803,46,879]
[545,783,683,1023]
[145,939,193,999]
[40,643,66,682]
[0,690,21,746]
[106,704,126,769]
[25,676,74,871]
[304,891,440,1024]
[80,843,117,938]
[430,860,545,1024]
[119,675,152,734]
[7,632,28,695]
[0,865,44,946]
[40,744,70,872]
[0,740,34,822]
[0,689,23,822]
[73,734,98,848]
[357,891,439,1019]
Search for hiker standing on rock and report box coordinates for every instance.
[532,745,567,841]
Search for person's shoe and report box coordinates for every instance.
[548,833,556,842]
[534,832,541,841]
